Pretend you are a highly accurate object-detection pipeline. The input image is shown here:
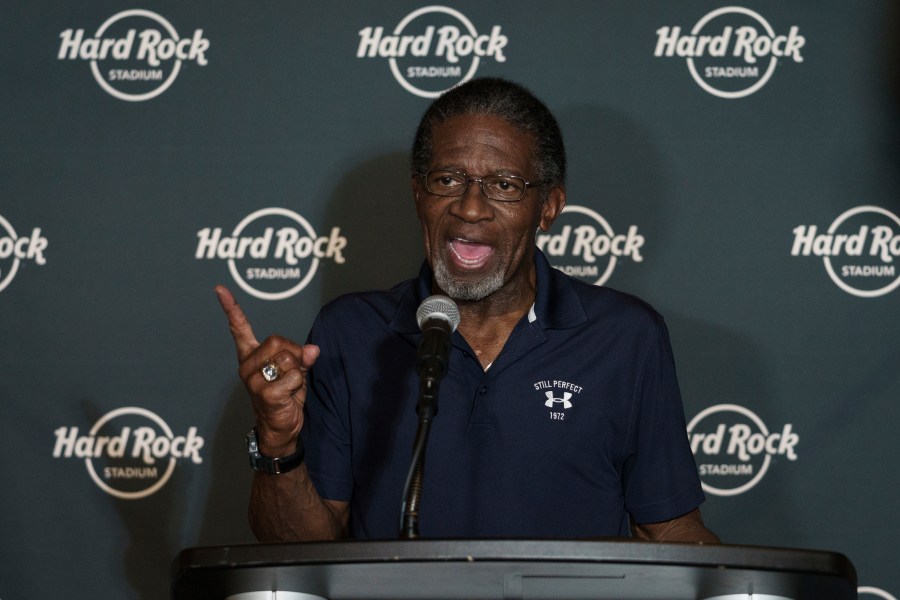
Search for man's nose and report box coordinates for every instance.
[451,180,493,222]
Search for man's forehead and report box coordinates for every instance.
[429,114,535,160]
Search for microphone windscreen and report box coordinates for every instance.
[416,295,461,332]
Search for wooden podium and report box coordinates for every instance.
[171,540,856,600]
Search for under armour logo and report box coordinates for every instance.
[544,391,573,409]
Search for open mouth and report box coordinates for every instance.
[448,238,493,269]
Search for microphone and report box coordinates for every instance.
[415,295,460,395]
[400,295,460,538]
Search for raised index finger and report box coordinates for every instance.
[215,285,259,361]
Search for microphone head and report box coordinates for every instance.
[416,295,461,333]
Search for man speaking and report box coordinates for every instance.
[216,78,718,544]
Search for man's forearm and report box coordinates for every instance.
[631,508,720,544]
[249,463,349,542]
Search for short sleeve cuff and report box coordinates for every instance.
[626,486,706,525]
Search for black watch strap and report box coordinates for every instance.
[246,427,305,475]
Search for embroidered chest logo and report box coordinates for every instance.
[544,391,573,408]
[533,379,583,421]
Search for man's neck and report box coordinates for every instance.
[447,272,537,370]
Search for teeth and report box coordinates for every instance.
[451,246,479,264]
[449,238,491,265]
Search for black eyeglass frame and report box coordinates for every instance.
[420,169,544,203]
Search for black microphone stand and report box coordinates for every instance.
[399,376,439,539]
[400,319,452,539]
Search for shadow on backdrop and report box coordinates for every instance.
[320,151,423,304]
[555,103,670,299]
[195,383,256,549]
[557,103,793,543]
[190,151,422,562]
[95,396,187,600]
[668,317,796,545]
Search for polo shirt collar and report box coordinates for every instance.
[389,261,434,335]
[532,249,588,330]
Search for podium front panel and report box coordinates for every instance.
[171,540,857,600]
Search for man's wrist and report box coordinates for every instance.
[247,427,305,475]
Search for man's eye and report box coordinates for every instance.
[487,178,523,193]
[431,173,465,189]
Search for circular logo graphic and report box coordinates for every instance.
[823,206,900,297]
[859,588,898,600]
[91,10,182,101]
[390,6,481,98]
[0,213,22,293]
[687,403,799,497]
[791,205,900,298]
[86,407,177,499]
[52,406,205,500]
[687,7,778,99]
[357,5,508,98]
[228,208,321,300]
[0,214,48,293]
[536,205,644,286]
[196,207,347,301]
[58,9,209,102]
[654,6,806,99]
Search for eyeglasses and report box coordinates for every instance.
[422,169,541,203]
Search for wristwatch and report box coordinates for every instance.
[246,427,305,475]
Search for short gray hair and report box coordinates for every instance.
[410,78,566,189]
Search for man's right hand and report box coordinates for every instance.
[216,285,347,542]
[215,285,320,456]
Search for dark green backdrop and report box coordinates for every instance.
[1,2,897,598]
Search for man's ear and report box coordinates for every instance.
[538,186,566,231]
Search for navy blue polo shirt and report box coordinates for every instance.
[302,250,704,539]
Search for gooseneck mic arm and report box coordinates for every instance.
[400,295,460,539]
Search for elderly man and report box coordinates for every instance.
[217,78,718,543]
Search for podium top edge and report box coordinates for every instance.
[172,539,856,581]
